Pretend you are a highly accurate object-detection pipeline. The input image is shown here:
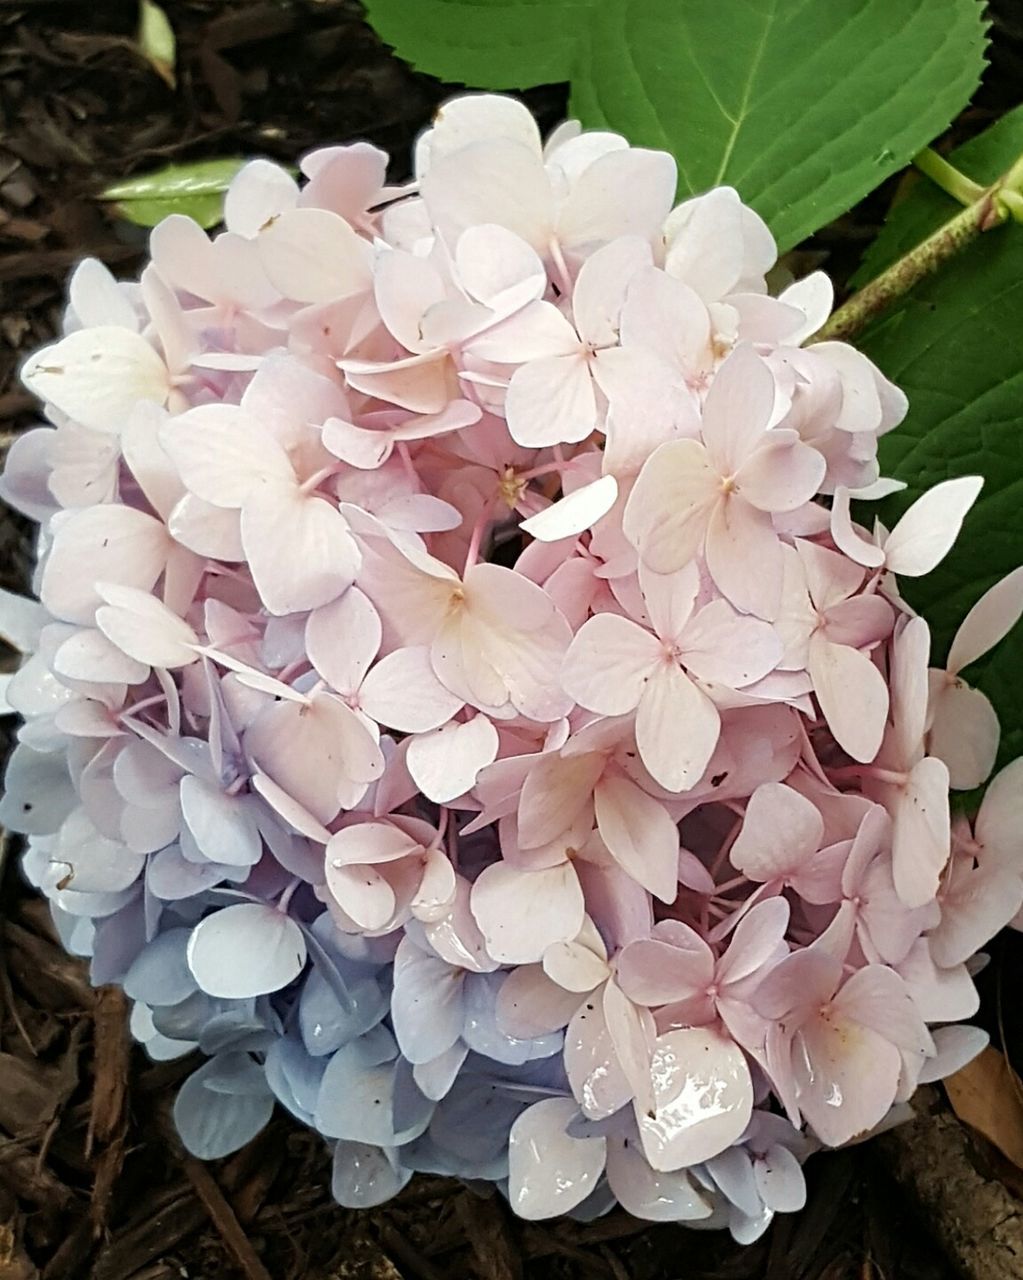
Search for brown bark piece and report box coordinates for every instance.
[455,1190,523,1280]
[180,1156,274,1280]
[882,1087,1023,1280]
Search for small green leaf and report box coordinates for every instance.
[853,103,1023,287]
[364,0,595,89]
[858,215,1023,773]
[363,0,987,252]
[100,159,249,229]
[138,0,177,90]
[570,0,988,252]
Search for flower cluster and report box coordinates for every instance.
[2,94,1022,1239]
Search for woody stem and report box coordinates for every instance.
[812,148,1023,344]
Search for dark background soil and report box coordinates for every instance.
[1,2,1022,1277]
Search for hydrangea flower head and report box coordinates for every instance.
[2,92,1020,1237]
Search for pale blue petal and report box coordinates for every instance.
[413,1042,469,1102]
[0,745,76,834]
[461,973,534,1065]
[123,927,196,1006]
[187,903,307,999]
[147,845,228,900]
[392,1057,436,1137]
[180,777,263,867]
[173,1055,274,1159]
[332,1141,412,1209]
[299,968,387,1057]
[265,1035,326,1123]
[198,1050,271,1096]
[91,899,148,986]
[200,1012,277,1056]
[391,938,465,1065]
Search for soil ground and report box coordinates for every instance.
[1,3,1022,1277]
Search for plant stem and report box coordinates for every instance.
[813,192,1002,342]
[912,147,985,205]
[813,152,1023,344]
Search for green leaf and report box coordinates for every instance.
[364,0,987,251]
[852,103,1023,287]
[363,0,595,89]
[858,225,1023,775]
[570,0,988,252]
[100,159,250,229]
[137,0,177,90]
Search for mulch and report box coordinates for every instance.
[1,2,1021,1277]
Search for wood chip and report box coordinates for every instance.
[944,1046,1023,1169]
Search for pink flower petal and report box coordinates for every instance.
[705,496,783,620]
[927,680,999,790]
[517,750,604,850]
[948,566,1023,673]
[700,344,776,472]
[306,588,381,695]
[496,964,582,1038]
[241,482,360,617]
[21,327,169,432]
[161,404,290,507]
[562,612,660,716]
[325,863,396,931]
[505,354,596,449]
[635,662,720,794]
[224,158,298,237]
[884,476,983,577]
[623,439,718,574]
[605,1136,713,1222]
[54,627,149,685]
[246,692,383,824]
[977,758,1023,867]
[327,822,423,867]
[406,714,499,804]
[41,505,169,626]
[717,896,790,985]
[809,634,889,764]
[617,926,714,1006]
[736,433,826,514]
[421,138,552,252]
[455,223,546,310]
[680,599,782,688]
[830,487,886,568]
[95,585,198,669]
[360,646,464,733]
[794,1015,900,1147]
[543,936,609,993]
[257,207,372,303]
[728,781,824,883]
[594,773,679,902]
[892,757,951,908]
[469,861,584,964]
[559,148,676,251]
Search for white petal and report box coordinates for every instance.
[521,476,618,542]
[636,1028,753,1171]
[470,861,584,964]
[884,477,983,577]
[406,715,499,804]
[22,327,168,432]
[508,1097,606,1220]
[187,903,306,998]
[95,585,199,668]
[947,566,1023,673]
[257,208,372,303]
